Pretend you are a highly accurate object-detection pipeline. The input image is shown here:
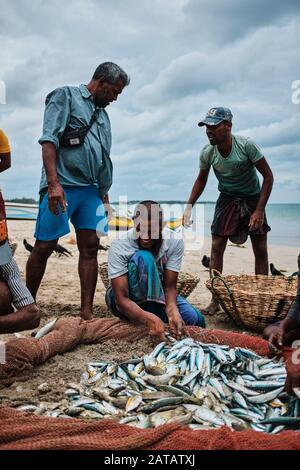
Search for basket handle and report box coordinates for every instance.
[210,272,241,325]
[209,268,222,279]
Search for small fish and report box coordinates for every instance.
[126,395,143,413]
[246,387,284,404]
[35,318,58,339]
[140,397,184,414]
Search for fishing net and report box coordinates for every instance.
[0,318,299,450]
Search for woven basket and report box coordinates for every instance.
[98,262,200,299]
[206,271,298,332]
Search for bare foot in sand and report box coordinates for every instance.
[203,297,221,316]
[80,311,93,320]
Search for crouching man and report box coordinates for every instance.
[263,254,300,349]
[106,200,205,342]
[0,242,40,334]
[263,254,300,395]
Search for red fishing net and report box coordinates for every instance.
[0,318,299,450]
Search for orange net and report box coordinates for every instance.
[0,318,299,450]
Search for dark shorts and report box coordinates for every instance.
[211,193,271,244]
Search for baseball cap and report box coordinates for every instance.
[198,107,233,127]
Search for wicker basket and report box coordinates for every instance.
[98,262,200,299]
[206,271,298,332]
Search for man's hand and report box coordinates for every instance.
[182,206,193,228]
[167,306,186,339]
[249,209,264,231]
[48,182,67,215]
[104,203,114,223]
[268,325,285,353]
[148,317,166,344]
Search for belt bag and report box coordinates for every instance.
[60,109,98,148]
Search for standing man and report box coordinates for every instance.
[183,107,274,315]
[26,62,130,319]
[0,129,40,333]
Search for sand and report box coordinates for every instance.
[0,219,298,406]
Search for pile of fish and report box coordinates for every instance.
[17,336,300,433]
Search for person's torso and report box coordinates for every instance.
[206,135,261,197]
[109,228,181,279]
[40,85,112,192]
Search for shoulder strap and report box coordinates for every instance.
[87,108,99,130]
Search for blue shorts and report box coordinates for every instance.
[34,186,108,241]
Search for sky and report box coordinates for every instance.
[0,0,299,203]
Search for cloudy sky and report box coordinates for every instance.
[0,0,299,203]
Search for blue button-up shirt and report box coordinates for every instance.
[39,84,112,198]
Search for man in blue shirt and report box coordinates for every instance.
[26,62,130,320]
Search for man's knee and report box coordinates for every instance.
[78,237,99,258]
[177,297,206,327]
[32,240,57,259]
[0,281,13,314]
[21,304,41,329]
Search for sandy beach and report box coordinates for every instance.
[0,219,298,406]
[4,219,299,329]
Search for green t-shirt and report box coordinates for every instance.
[199,134,264,197]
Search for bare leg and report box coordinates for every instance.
[26,239,58,299]
[76,229,99,320]
[0,281,40,333]
[250,233,268,275]
[205,235,228,315]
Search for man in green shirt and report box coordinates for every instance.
[183,107,274,315]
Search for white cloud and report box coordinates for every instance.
[0,0,299,204]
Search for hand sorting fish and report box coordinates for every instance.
[17,336,300,433]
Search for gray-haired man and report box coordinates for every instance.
[26,62,130,319]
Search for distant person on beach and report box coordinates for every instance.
[183,107,274,315]
[106,201,205,343]
[26,62,130,320]
[0,129,40,333]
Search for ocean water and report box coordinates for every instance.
[123,202,300,248]
[6,201,300,247]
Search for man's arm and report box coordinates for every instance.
[111,274,165,342]
[163,269,185,337]
[0,152,11,173]
[183,169,210,226]
[42,143,66,215]
[249,157,274,230]
[39,88,72,215]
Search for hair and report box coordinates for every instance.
[92,62,130,86]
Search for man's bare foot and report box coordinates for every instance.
[80,311,93,320]
[203,297,221,316]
